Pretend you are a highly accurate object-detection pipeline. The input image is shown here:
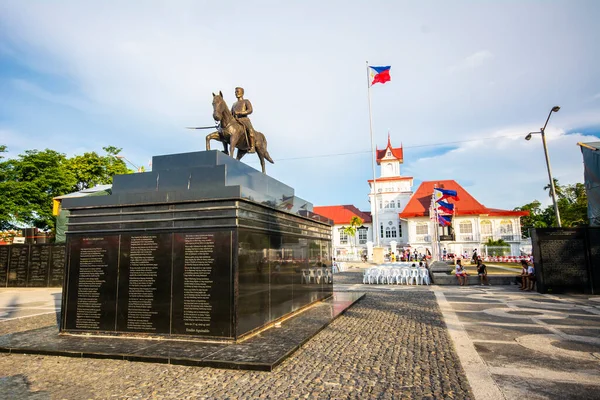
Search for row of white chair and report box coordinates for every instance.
[301,268,333,284]
[363,267,430,285]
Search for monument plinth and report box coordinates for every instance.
[60,150,334,341]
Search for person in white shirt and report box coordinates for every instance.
[455,260,468,286]
[523,264,536,291]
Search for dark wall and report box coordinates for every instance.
[236,230,333,337]
[0,244,65,288]
[62,230,234,339]
[531,228,599,294]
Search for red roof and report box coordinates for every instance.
[313,205,372,225]
[376,133,403,164]
[399,180,530,218]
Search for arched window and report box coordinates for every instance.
[390,201,395,209]
[386,151,392,157]
[385,227,391,238]
[338,227,348,244]
[459,220,473,241]
[391,227,397,238]
[500,220,513,240]
[480,220,492,240]
[384,200,390,208]
[386,163,393,174]
[397,200,401,208]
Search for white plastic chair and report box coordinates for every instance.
[390,268,400,284]
[399,268,410,285]
[419,268,430,285]
[301,269,310,284]
[382,268,393,284]
[316,268,324,284]
[410,268,420,285]
[363,269,370,284]
[309,269,317,284]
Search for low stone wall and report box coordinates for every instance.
[432,273,516,286]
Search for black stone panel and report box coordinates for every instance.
[0,246,8,287]
[63,235,120,331]
[116,233,173,334]
[171,231,233,338]
[236,230,271,336]
[49,245,66,287]
[532,228,590,294]
[7,245,29,287]
[588,229,600,292]
[28,245,51,287]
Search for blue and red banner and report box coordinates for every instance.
[438,215,452,226]
[434,187,460,201]
[369,66,391,85]
[436,200,454,214]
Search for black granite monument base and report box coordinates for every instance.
[0,291,363,371]
[60,151,336,341]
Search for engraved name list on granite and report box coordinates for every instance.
[116,234,171,334]
[66,236,118,331]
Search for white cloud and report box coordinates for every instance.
[448,50,494,73]
[0,1,599,212]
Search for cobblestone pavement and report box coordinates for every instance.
[0,287,472,399]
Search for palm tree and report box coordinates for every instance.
[342,216,363,259]
[543,178,563,199]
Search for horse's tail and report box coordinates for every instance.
[264,150,274,164]
[257,131,274,163]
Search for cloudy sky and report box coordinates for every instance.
[1,1,599,212]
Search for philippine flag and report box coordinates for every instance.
[438,215,452,227]
[369,66,391,86]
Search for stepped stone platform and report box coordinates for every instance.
[0,291,364,371]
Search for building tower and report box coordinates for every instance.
[368,134,414,250]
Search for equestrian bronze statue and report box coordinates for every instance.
[206,89,274,174]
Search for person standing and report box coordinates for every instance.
[231,87,256,153]
[477,259,489,286]
[525,263,536,291]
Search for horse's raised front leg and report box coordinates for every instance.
[206,131,220,151]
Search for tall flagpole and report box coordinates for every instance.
[366,61,379,248]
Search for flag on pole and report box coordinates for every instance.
[438,215,452,226]
[369,66,391,85]
[434,187,460,201]
[436,200,455,214]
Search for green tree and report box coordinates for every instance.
[514,200,550,237]
[342,216,363,257]
[66,146,129,191]
[543,177,563,199]
[0,148,76,230]
[484,238,510,256]
[517,180,589,233]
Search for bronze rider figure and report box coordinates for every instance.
[231,87,255,153]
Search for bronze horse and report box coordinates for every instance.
[206,91,274,174]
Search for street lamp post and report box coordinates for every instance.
[525,106,562,227]
[115,155,141,172]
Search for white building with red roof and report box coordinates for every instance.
[312,205,372,259]
[314,135,529,260]
[399,180,529,257]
